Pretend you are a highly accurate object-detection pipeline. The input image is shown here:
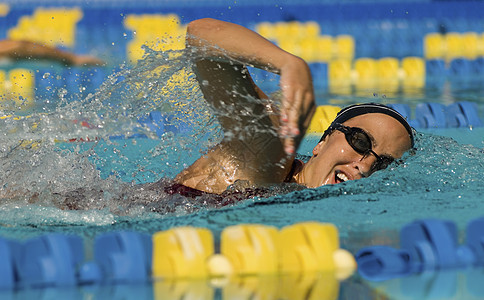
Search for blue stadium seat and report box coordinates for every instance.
[309,62,328,92]
[425,59,446,90]
[449,58,471,77]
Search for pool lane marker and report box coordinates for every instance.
[152,222,356,280]
[0,221,355,290]
[356,217,484,282]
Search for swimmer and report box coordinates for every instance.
[2,19,413,212]
[174,18,414,194]
[0,39,104,66]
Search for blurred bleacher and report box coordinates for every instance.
[0,0,483,110]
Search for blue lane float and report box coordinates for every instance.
[0,238,19,290]
[91,231,152,284]
[356,246,413,281]
[14,234,84,288]
[2,219,484,288]
[415,102,447,129]
[356,217,484,282]
[400,219,476,269]
[0,222,354,290]
[389,101,482,129]
[446,101,483,128]
[466,217,484,264]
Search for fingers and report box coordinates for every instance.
[279,86,314,155]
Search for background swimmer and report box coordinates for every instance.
[0,39,103,66]
[174,18,414,194]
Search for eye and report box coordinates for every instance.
[351,132,371,153]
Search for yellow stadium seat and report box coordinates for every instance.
[328,59,352,81]
[9,69,35,109]
[124,14,140,30]
[424,33,445,59]
[479,33,484,57]
[127,41,147,63]
[7,8,82,48]
[307,105,341,134]
[285,21,303,38]
[402,57,425,90]
[303,21,321,38]
[0,70,8,110]
[125,14,185,64]
[274,22,290,42]
[462,32,479,59]
[0,3,9,17]
[328,59,353,94]
[354,58,377,90]
[314,35,333,62]
[377,57,399,79]
[278,39,298,56]
[334,35,354,60]
[0,70,7,98]
[445,32,464,61]
[299,38,319,62]
[256,22,276,40]
[377,57,400,93]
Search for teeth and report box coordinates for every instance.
[336,172,349,182]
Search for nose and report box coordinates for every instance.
[352,154,377,177]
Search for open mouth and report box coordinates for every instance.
[335,170,349,184]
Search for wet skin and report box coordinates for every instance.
[293,113,413,187]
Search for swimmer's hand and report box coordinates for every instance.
[278,57,315,155]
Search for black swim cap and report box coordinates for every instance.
[320,103,414,147]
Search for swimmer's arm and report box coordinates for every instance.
[186,18,315,154]
[0,39,104,66]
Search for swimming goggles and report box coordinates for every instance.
[329,123,394,171]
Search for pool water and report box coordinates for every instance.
[1,49,484,299]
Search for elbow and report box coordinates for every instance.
[186,18,222,46]
[187,18,218,35]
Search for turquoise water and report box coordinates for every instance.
[1,49,484,299]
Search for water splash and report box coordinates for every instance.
[0,45,293,226]
[0,48,226,217]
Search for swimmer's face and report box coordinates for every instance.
[298,113,412,187]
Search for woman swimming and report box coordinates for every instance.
[174,18,414,194]
[1,18,413,212]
